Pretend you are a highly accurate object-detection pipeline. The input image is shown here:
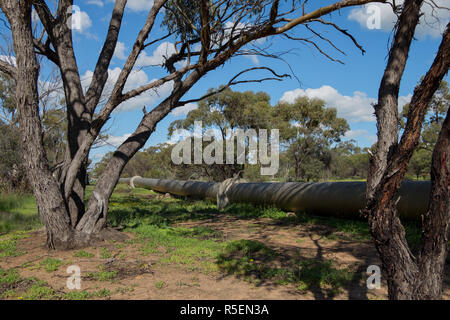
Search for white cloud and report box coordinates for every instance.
[345,130,377,144]
[0,55,16,67]
[87,0,104,7]
[348,1,450,38]
[398,94,412,110]
[171,103,198,116]
[113,41,127,60]
[344,129,369,139]
[81,67,174,112]
[279,85,411,123]
[98,133,132,147]
[136,42,177,67]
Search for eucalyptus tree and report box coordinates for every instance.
[0,0,386,249]
[364,0,450,299]
[275,96,349,181]
[168,87,275,181]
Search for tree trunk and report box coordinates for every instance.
[366,0,450,299]
[76,70,202,233]
[0,0,74,249]
[53,4,91,227]
[413,109,449,299]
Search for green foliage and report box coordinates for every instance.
[63,290,92,300]
[155,281,165,289]
[0,268,22,286]
[0,123,28,192]
[275,96,350,181]
[85,268,118,282]
[217,239,353,296]
[133,224,224,273]
[73,250,94,258]
[408,148,432,180]
[168,87,275,181]
[0,193,27,212]
[0,233,28,257]
[0,194,40,234]
[40,258,63,272]
[22,283,58,300]
[100,247,112,259]
[0,267,111,300]
[64,289,111,300]
[0,72,67,193]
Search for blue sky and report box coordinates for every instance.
[10,1,450,163]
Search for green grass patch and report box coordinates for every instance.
[0,268,22,286]
[105,185,217,229]
[131,224,225,273]
[73,250,94,258]
[22,282,58,300]
[85,265,118,282]
[0,266,112,300]
[100,247,112,259]
[64,288,111,300]
[217,239,353,297]
[0,193,40,234]
[0,232,29,257]
[0,268,58,300]
[40,258,63,272]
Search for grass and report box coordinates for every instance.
[0,268,22,286]
[0,232,29,257]
[73,250,94,258]
[0,268,57,300]
[40,258,63,272]
[64,289,111,300]
[217,239,353,297]
[85,269,118,282]
[0,193,40,234]
[84,263,118,282]
[132,224,225,273]
[0,267,112,300]
[22,282,58,300]
[100,247,112,259]
[0,183,429,299]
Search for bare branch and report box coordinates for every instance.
[177,67,290,105]
[84,0,128,115]
[311,19,366,55]
[0,59,16,79]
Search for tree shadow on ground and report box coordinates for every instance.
[214,235,373,300]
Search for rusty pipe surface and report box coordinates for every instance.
[119,177,430,221]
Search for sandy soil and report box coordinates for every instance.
[1,215,449,300]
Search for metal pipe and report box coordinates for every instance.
[119,177,430,221]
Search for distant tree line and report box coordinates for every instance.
[91,82,448,183]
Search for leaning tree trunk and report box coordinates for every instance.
[366,0,450,299]
[76,70,202,234]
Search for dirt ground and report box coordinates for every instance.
[1,214,449,300]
